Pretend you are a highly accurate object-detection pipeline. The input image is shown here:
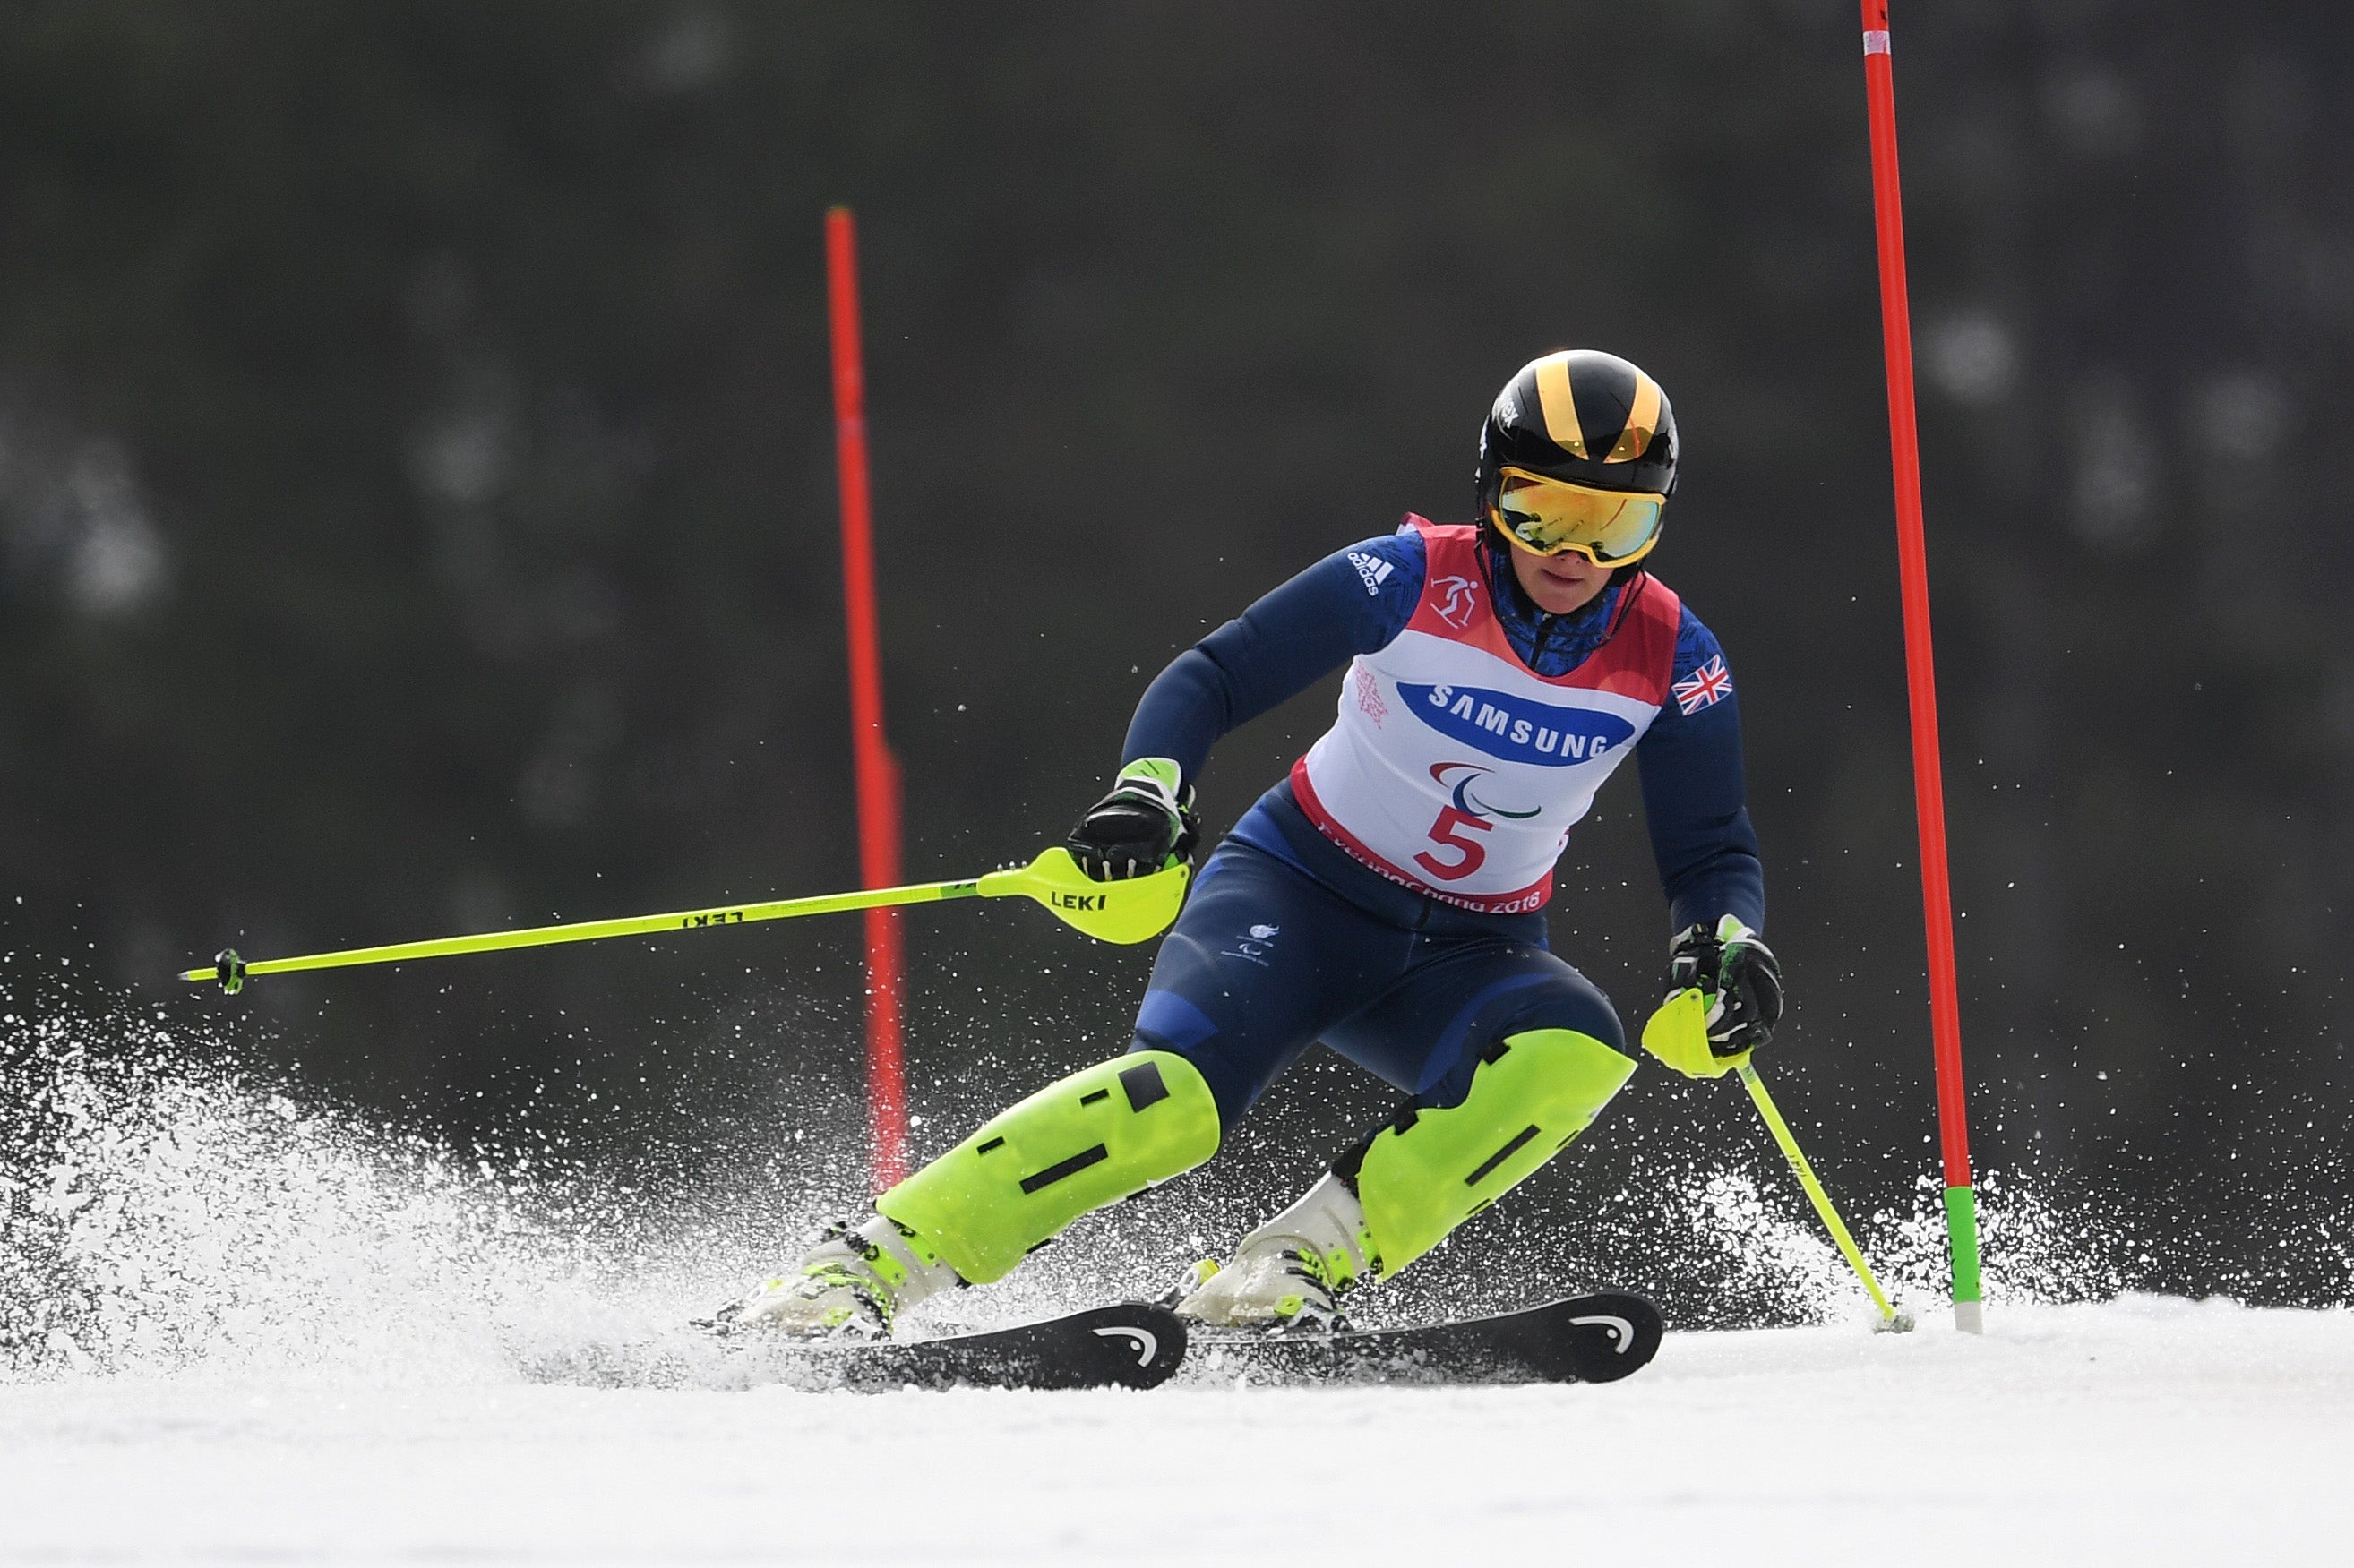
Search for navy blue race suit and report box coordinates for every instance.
[1118,523,1763,1130]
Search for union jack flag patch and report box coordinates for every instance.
[1672,655,1732,715]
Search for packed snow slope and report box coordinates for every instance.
[2,1300,2349,1564]
[5,1008,2351,1562]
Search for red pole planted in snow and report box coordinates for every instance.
[826,207,908,1195]
[1856,2,1983,1332]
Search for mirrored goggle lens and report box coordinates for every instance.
[1490,470,1663,562]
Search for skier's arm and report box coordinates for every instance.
[1636,609,1766,936]
[1120,531,1425,781]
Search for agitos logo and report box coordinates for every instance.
[1429,762,1539,821]
[1413,763,1538,882]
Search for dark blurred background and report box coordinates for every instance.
[4,2,2349,1303]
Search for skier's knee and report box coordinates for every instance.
[1336,1027,1635,1280]
[1418,970,1623,1113]
[876,1050,1221,1285]
[1516,967,1625,1056]
[1130,989,1269,1131]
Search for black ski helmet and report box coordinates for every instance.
[1475,350,1680,534]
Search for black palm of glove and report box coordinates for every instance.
[1666,916,1783,1056]
[1067,758,1200,880]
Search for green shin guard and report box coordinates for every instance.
[876,1050,1221,1285]
[1340,1028,1636,1278]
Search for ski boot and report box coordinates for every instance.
[709,1213,960,1339]
[1174,1172,1375,1332]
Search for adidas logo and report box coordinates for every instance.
[1347,552,1394,595]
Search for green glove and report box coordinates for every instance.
[1067,758,1200,881]
[1642,914,1783,1078]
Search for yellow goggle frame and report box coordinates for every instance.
[1486,467,1665,565]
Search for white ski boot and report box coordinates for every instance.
[1175,1172,1376,1332]
[709,1213,959,1339]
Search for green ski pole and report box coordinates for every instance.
[1735,1061,1915,1332]
[183,848,1187,993]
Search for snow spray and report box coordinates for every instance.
[4,977,2333,1387]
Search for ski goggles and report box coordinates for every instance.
[1486,467,1666,565]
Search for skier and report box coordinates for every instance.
[721,349,1782,1336]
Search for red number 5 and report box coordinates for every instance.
[1413,805,1491,881]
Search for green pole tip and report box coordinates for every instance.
[1943,1184,1985,1304]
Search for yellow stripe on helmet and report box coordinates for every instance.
[1533,353,1588,459]
[1605,369,1662,464]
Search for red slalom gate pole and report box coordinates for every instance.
[826,207,908,1194]
[1857,2,1983,1332]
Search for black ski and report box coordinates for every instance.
[522,1302,1189,1392]
[787,1301,1190,1392]
[1186,1290,1663,1386]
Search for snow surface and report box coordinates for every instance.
[3,1300,2350,1564]
[5,1013,2352,1563]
